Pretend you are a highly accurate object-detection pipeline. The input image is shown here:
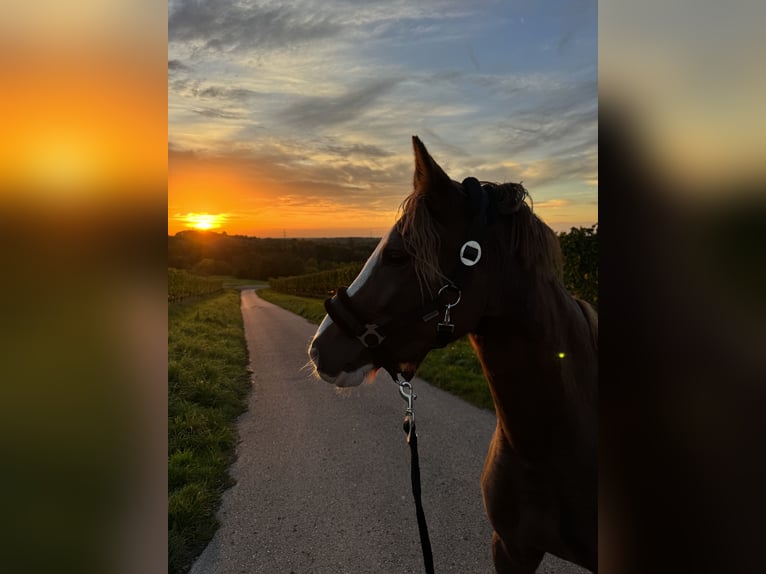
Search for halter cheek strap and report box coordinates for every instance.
[429,177,489,348]
[449,176,489,289]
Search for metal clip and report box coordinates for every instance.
[399,381,416,434]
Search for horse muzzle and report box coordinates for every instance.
[308,318,379,387]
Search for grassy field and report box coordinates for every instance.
[168,290,251,574]
[257,288,492,410]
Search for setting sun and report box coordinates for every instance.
[182,213,225,231]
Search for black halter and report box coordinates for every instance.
[324,177,490,381]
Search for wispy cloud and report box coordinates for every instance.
[168,59,188,72]
[279,77,401,129]
[535,198,572,209]
[169,0,342,54]
[192,108,249,120]
[196,86,262,101]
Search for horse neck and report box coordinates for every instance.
[469,282,597,460]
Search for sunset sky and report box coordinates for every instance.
[168,0,597,237]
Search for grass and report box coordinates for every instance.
[257,288,492,410]
[416,338,492,410]
[168,290,251,574]
[257,288,328,324]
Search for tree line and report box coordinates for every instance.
[559,224,598,308]
[168,231,380,281]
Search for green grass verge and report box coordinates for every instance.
[257,288,328,324]
[168,290,251,574]
[257,288,492,410]
[416,338,492,410]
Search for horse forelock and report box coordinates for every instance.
[487,181,529,215]
[398,191,446,297]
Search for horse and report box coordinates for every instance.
[308,136,597,573]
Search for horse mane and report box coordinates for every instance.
[575,297,599,351]
[486,181,564,288]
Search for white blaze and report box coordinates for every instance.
[315,227,391,337]
[347,227,390,296]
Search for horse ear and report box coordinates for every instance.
[412,136,451,197]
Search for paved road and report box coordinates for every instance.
[191,289,589,574]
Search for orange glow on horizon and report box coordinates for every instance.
[168,150,596,238]
[168,154,402,237]
[180,212,226,231]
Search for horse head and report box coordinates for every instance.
[308,136,535,386]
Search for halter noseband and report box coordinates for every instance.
[323,286,388,348]
[324,177,490,380]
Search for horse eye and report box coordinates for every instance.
[382,249,409,265]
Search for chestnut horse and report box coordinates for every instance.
[308,137,597,573]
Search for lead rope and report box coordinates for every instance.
[397,379,435,574]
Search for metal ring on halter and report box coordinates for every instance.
[437,284,461,308]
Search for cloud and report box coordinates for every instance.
[168,142,197,158]
[192,107,249,120]
[535,198,572,209]
[168,59,188,72]
[169,136,413,211]
[520,153,597,188]
[501,103,596,155]
[488,76,597,156]
[169,0,342,54]
[197,86,262,102]
[319,142,394,159]
[278,77,401,129]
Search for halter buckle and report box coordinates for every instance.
[437,304,455,333]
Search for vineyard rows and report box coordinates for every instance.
[169,268,224,302]
[269,263,363,298]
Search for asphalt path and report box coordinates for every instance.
[191,288,589,574]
